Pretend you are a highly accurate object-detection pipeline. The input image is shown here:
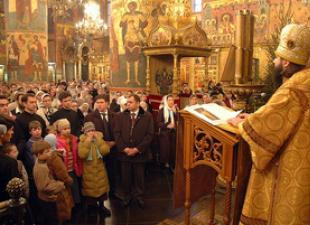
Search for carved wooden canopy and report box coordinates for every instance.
[144,14,211,57]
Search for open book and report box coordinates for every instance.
[184,103,241,126]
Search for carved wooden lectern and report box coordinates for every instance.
[174,111,251,225]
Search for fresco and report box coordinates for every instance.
[7,32,48,81]
[0,1,5,64]
[6,0,47,32]
[110,0,164,88]
[202,0,310,46]
[4,0,48,82]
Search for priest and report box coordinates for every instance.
[230,24,310,225]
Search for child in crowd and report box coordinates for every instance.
[24,120,43,177]
[78,122,111,216]
[47,141,74,223]
[45,123,74,222]
[4,143,29,197]
[55,119,82,206]
[44,124,57,151]
[32,140,65,225]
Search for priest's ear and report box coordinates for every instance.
[281,59,290,69]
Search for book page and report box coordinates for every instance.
[184,103,241,126]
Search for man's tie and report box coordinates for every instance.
[131,113,136,127]
[100,112,111,140]
[130,112,136,137]
[100,112,106,121]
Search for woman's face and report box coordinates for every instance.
[167,96,174,108]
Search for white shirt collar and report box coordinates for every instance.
[130,108,139,119]
[16,106,22,114]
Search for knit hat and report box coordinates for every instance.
[44,133,57,151]
[0,124,7,134]
[32,140,51,155]
[83,122,96,133]
[55,119,70,132]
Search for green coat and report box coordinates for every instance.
[78,132,110,198]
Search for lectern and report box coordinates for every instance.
[174,110,251,225]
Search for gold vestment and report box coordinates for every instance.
[239,68,310,225]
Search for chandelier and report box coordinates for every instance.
[75,1,108,37]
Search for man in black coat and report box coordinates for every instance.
[14,93,47,149]
[114,94,154,208]
[50,91,83,136]
[84,94,118,197]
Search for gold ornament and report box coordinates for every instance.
[275,24,310,65]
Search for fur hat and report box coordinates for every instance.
[83,122,95,133]
[32,140,51,155]
[55,119,70,132]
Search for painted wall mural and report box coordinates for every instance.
[7,0,47,32]
[0,1,6,64]
[7,32,47,81]
[110,0,164,88]
[5,0,48,82]
[202,0,310,46]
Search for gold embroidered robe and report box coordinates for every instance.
[239,68,310,225]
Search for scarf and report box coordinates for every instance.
[86,139,103,161]
[162,95,176,124]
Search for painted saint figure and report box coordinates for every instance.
[25,35,45,81]
[155,68,173,95]
[7,35,20,81]
[120,1,148,86]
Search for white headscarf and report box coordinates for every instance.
[162,95,176,124]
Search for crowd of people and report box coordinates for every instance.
[0,80,234,225]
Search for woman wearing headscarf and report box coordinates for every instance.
[156,94,178,172]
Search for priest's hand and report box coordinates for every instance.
[228,113,250,127]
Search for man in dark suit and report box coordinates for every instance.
[50,91,83,136]
[84,94,118,197]
[114,94,154,208]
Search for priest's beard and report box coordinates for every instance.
[273,64,284,88]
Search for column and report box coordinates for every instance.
[146,55,150,93]
[173,54,179,96]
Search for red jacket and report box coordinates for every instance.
[56,134,83,176]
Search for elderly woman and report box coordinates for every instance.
[156,94,178,172]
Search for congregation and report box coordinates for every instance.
[0,80,233,225]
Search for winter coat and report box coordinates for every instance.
[0,151,19,201]
[156,108,178,164]
[47,151,74,222]
[56,134,83,176]
[78,132,110,198]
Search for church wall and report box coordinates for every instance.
[0,1,5,66]
[110,0,163,90]
[4,0,48,82]
[201,0,310,85]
